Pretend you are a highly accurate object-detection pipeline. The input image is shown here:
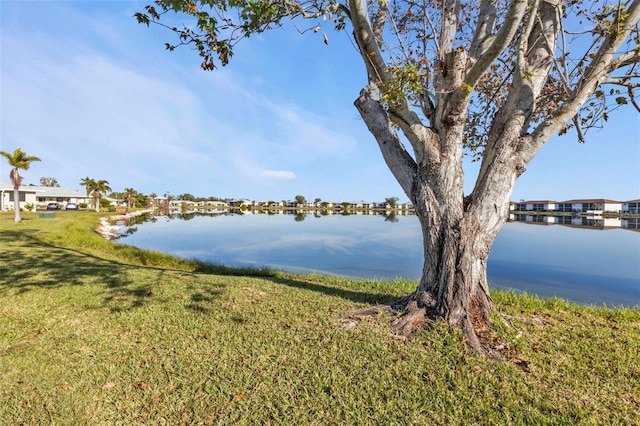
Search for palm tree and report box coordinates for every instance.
[123,187,137,208]
[91,180,112,212]
[0,148,41,223]
[79,177,97,210]
[79,177,111,212]
[147,192,157,208]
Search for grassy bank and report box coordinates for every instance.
[1,211,638,424]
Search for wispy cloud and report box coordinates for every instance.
[0,1,403,200]
[261,170,297,180]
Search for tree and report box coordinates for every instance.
[39,177,60,187]
[123,187,138,208]
[147,193,158,208]
[136,1,640,353]
[384,197,399,209]
[80,177,112,212]
[0,148,41,223]
[294,195,307,205]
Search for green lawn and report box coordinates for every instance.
[1,211,638,424]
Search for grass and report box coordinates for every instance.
[1,211,639,424]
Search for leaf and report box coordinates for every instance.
[323,33,329,45]
[615,97,628,105]
[233,393,245,401]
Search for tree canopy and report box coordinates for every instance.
[40,177,60,187]
[80,177,112,212]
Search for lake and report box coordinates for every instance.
[115,211,640,307]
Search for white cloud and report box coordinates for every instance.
[260,170,297,180]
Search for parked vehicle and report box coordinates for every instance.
[65,203,79,210]
[46,202,61,210]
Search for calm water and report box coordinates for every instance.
[116,211,640,307]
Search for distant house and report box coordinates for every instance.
[104,196,127,207]
[512,198,624,213]
[0,182,90,210]
[557,199,621,213]
[229,199,251,207]
[622,199,640,214]
[512,200,557,211]
[204,201,228,207]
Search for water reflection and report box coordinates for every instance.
[116,209,640,307]
[510,213,639,231]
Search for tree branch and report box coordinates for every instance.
[354,85,418,198]
[464,0,529,89]
[529,0,640,154]
[348,0,390,84]
[348,0,440,169]
[468,0,498,59]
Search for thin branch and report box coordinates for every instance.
[530,0,640,148]
[464,0,529,89]
[628,86,640,112]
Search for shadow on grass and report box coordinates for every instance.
[193,260,400,305]
[266,276,400,306]
[1,229,400,312]
[0,230,180,311]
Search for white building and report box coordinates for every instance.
[622,199,640,214]
[1,182,90,211]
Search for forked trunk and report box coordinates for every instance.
[354,84,518,354]
[390,194,500,353]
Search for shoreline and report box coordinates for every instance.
[95,208,154,240]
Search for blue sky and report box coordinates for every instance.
[1,1,638,202]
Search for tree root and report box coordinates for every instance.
[390,301,428,336]
[345,294,503,358]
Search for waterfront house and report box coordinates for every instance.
[1,182,91,211]
[511,200,557,211]
[622,199,640,214]
[229,199,251,208]
[557,199,622,213]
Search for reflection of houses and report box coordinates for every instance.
[510,213,623,230]
[1,182,91,210]
[622,218,640,231]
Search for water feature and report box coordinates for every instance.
[116,210,640,307]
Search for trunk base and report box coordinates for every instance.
[347,292,501,358]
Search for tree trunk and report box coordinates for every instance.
[389,176,509,354]
[13,186,21,223]
[354,86,517,354]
